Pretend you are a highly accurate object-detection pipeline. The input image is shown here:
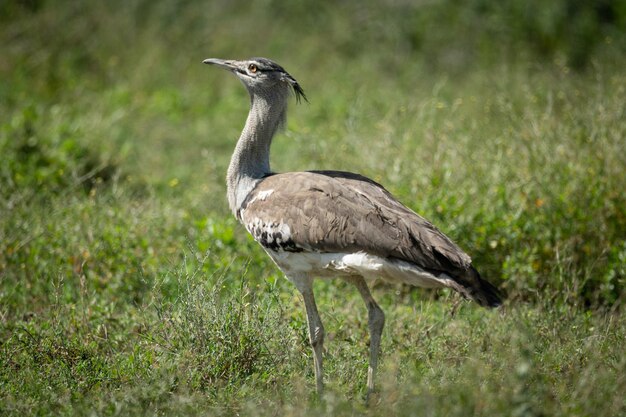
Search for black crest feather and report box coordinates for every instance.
[252,57,308,103]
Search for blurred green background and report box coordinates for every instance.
[1,0,626,415]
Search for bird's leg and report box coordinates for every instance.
[296,279,325,396]
[349,277,385,401]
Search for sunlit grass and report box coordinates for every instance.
[1,1,625,416]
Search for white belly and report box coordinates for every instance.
[266,249,455,289]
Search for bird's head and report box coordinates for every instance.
[203,57,307,103]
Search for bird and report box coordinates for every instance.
[202,57,502,399]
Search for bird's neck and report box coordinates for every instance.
[227,91,287,214]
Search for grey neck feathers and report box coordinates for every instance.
[227,86,289,214]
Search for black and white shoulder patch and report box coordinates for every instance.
[246,218,303,253]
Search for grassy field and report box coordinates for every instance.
[1,1,625,415]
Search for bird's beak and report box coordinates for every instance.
[202,58,238,71]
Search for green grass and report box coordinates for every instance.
[1,1,626,415]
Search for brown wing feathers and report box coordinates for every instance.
[242,171,468,270]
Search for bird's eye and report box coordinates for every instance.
[248,64,258,73]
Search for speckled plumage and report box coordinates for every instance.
[240,170,471,269]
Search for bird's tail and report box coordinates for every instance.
[448,266,502,308]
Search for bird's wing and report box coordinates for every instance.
[238,171,472,274]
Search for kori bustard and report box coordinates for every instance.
[203,57,501,398]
